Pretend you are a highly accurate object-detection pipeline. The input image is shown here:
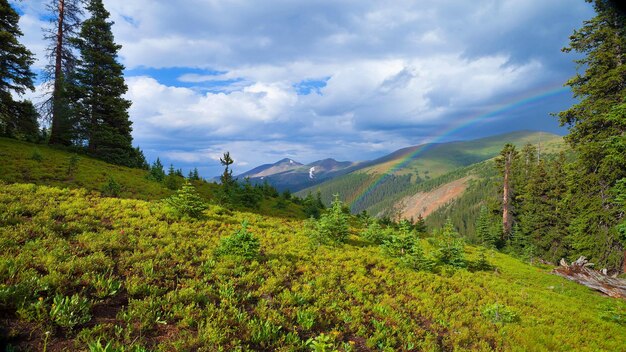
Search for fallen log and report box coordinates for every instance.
[552,256,626,299]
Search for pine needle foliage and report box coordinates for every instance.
[164,181,207,219]
[215,221,260,260]
[307,194,349,245]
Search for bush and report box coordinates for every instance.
[30,149,43,162]
[361,220,387,245]
[101,177,122,197]
[165,181,208,219]
[215,221,261,260]
[482,303,519,324]
[382,225,433,271]
[307,195,349,245]
[49,294,91,330]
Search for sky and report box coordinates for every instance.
[11,0,595,177]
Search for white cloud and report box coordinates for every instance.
[10,0,593,176]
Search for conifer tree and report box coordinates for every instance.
[147,158,165,182]
[0,0,37,140]
[72,0,142,167]
[192,168,200,181]
[559,0,626,270]
[220,152,235,188]
[414,214,427,234]
[476,205,496,248]
[44,0,83,145]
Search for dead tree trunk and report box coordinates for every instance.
[502,151,513,237]
[49,0,65,145]
[553,257,626,299]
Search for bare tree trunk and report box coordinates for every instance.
[502,152,512,238]
[49,0,65,145]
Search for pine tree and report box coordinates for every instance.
[147,158,165,182]
[192,168,200,181]
[72,0,142,167]
[165,180,208,219]
[558,0,626,270]
[476,205,496,248]
[44,0,83,145]
[414,214,427,234]
[0,0,37,140]
[220,152,235,188]
[164,164,179,190]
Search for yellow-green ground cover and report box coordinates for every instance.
[1,182,625,351]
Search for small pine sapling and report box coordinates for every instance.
[165,181,208,219]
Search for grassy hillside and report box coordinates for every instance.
[297,131,565,215]
[1,182,625,351]
[297,131,564,216]
[0,138,304,219]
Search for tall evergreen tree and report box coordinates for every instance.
[71,0,143,167]
[558,0,626,270]
[0,0,37,140]
[44,0,83,145]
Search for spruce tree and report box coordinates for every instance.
[147,158,165,182]
[558,0,626,270]
[0,0,37,140]
[72,0,141,167]
[476,205,496,248]
[192,168,200,181]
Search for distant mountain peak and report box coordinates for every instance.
[277,158,302,165]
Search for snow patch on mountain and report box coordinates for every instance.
[309,166,316,179]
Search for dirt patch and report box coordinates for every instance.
[396,176,473,220]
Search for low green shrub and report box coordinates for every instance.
[482,303,519,324]
[164,181,208,219]
[101,178,122,197]
[307,195,349,245]
[361,220,387,244]
[215,221,261,260]
[30,149,43,162]
[430,220,466,268]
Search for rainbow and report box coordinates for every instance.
[348,85,571,209]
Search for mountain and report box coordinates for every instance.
[237,157,358,192]
[296,130,565,216]
[239,158,303,178]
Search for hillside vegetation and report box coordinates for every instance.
[1,182,626,351]
[297,131,564,215]
[0,138,304,219]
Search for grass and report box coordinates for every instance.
[0,138,305,220]
[1,182,625,351]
